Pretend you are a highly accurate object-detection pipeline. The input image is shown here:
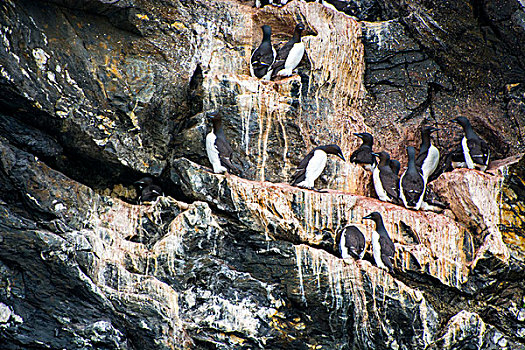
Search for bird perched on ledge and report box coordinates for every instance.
[371,151,399,204]
[250,25,276,80]
[363,212,395,273]
[400,146,426,210]
[451,116,490,171]
[416,125,440,182]
[271,23,306,78]
[134,177,163,203]
[337,225,366,260]
[350,132,376,172]
[205,110,242,175]
[290,144,346,190]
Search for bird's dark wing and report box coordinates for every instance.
[380,168,399,201]
[251,42,274,78]
[290,149,315,185]
[215,137,242,175]
[467,138,490,166]
[215,136,234,159]
[344,226,365,259]
[350,145,375,165]
[450,143,465,163]
[379,234,395,271]
[140,185,163,202]
[271,40,295,76]
[402,173,425,206]
[415,148,428,168]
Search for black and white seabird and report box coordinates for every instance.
[290,144,346,189]
[337,225,366,260]
[415,126,440,182]
[206,110,242,175]
[363,212,395,272]
[134,177,163,203]
[389,158,401,177]
[452,116,490,171]
[255,0,288,7]
[399,146,426,210]
[250,25,276,80]
[371,151,399,203]
[350,132,376,172]
[271,23,305,78]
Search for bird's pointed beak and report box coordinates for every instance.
[353,133,363,139]
[362,214,372,221]
[371,152,380,158]
[134,180,146,186]
[338,152,346,162]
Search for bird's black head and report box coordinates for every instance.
[389,159,401,176]
[452,116,471,128]
[372,151,390,165]
[353,132,373,146]
[262,25,272,37]
[296,23,305,32]
[363,211,383,224]
[321,144,345,162]
[134,176,153,189]
[207,110,221,120]
[207,110,224,130]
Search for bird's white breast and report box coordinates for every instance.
[340,231,349,259]
[278,42,305,77]
[303,150,327,188]
[462,137,475,170]
[373,167,390,202]
[422,144,439,181]
[371,230,386,270]
[206,132,227,173]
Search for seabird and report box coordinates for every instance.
[290,144,346,189]
[363,212,395,272]
[399,146,426,210]
[415,125,440,182]
[371,151,399,203]
[389,158,401,177]
[271,23,305,78]
[337,225,366,260]
[250,25,276,80]
[255,0,288,7]
[134,177,163,203]
[206,110,242,175]
[350,132,376,172]
[452,116,490,171]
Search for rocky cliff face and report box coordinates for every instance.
[1,0,524,349]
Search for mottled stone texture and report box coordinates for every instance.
[0,0,525,349]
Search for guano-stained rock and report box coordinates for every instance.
[0,0,524,349]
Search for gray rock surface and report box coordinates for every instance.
[0,0,524,349]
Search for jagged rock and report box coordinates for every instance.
[1,0,524,349]
[171,157,472,290]
[427,310,521,350]
[430,156,525,270]
[379,0,525,88]
[0,138,442,349]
